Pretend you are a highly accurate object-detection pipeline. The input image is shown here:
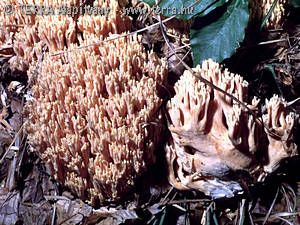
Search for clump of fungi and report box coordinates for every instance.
[1,0,168,205]
[249,0,286,29]
[165,59,298,198]
[25,34,168,205]
[0,0,298,206]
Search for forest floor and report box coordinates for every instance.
[1,3,300,225]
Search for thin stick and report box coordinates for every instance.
[262,187,279,225]
[0,123,24,164]
[164,199,210,205]
[50,16,176,57]
[156,3,282,138]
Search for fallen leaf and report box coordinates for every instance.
[19,201,53,225]
[0,189,20,225]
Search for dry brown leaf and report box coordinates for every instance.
[8,98,22,132]
[91,206,139,224]
[0,107,13,132]
[55,198,141,224]
[22,165,53,203]
[96,217,119,225]
[0,125,11,156]
[19,201,52,225]
[0,189,20,225]
[56,199,93,225]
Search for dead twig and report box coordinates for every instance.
[51,192,57,225]
[0,123,24,164]
[50,16,176,57]
[163,199,210,205]
[262,187,279,225]
[155,0,282,139]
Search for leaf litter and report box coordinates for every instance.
[0,2,300,225]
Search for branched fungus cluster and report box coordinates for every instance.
[0,0,298,206]
[26,34,168,204]
[1,0,168,205]
[165,59,298,198]
[249,0,286,29]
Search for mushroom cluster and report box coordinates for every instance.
[249,0,286,29]
[0,0,131,71]
[26,35,168,205]
[262,95,298,173]
[3,0,170,205]
[1,0,298,206]
[165,59,298,198]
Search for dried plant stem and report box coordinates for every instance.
[263,187,279,225]
[0,123,24,164]
[50,16,175,57]
[155,3,283,139]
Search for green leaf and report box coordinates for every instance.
[190,0,249,66]
[141,0,156,7]
[158,0,228,20]
[289,0,300,7]
[260,0,278,29]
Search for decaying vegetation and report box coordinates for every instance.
[0,0,300,224]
